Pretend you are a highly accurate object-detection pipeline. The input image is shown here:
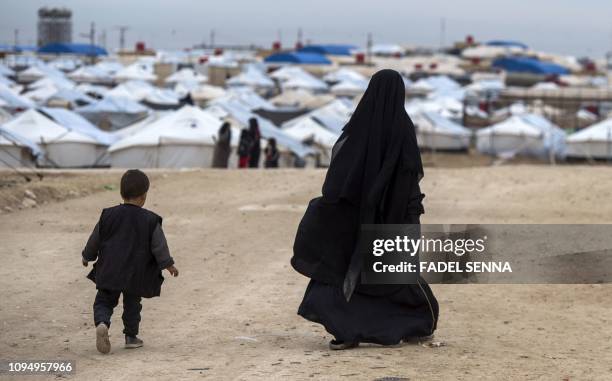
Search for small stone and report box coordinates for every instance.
[24,189,37,200]
[22,198,37,208]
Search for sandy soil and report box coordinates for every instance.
[1,166,611,381]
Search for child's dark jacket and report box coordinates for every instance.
[82,204,174,298]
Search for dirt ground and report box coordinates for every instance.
[1,166,611,381]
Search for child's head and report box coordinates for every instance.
[120,169,149,206]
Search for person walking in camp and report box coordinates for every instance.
[237,128,252,168]
[264,137,280,168]
[248,117,261,168]
[81,169,179,354]
[212,122,232,168]
[291,69,438,350]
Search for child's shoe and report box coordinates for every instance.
[125,335,144,349]
[95,323,111,354]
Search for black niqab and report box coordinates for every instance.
[292,69,424,300]
[323,69,422,209]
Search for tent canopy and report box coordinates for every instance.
[38,43,108,56]
[40,107,117,145]
[492,57,570,75]
[298,44,356,56]
[264,52,331,65]
[108,105,222,152]
[486,40,529,50]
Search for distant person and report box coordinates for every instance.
[292,70,438,350]
[264,137,280,168]
[212,122,232,168]
[237,129,252,168]
[248,117,261,168]
[82,169,179,354]
[180,92,194,106]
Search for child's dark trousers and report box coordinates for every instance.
[93,289,142,337]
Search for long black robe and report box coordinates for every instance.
[292,69,438,345]
[212,123,232,168]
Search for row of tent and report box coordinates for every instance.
[4,101,612,170]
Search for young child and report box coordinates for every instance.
[82,169,178,354]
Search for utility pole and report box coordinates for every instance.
[116,26,129,52]
[100,29,107,50]
[209,29,215,47]
[80,22,96,63]
[13,28,19,47]
[440,17,446,51]
[366,32,373,65]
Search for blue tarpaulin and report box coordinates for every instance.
[264,52,331,65]
[38,43,108,56]
[486,40,529,49]
[492,57,569,75]
[298,44,356,56]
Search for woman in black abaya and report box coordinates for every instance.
[291,69,438,350]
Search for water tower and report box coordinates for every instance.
[37,7,73,47]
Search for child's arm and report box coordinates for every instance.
[151,223,178,277]
[82,222,100,266]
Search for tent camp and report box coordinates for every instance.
[1,109,106,167]
[476,113,566,159]
[566,118,612,159]
[108,105,224,168]
[77,96,149,129]
[413,111,472,151]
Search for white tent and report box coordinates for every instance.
[0,63,14,77]
[77,96,149,129]
[413,112,472,150]
[0,126,41,168]
[0,83,36,111]
[165,68,207,84]
[68,66,113,84]
[1,109,104,167]
[371,44,404,56]
[330,78,368,97]
[283,99,353,134]
[283,117,339,166]
[226,66,275,89]
[566,118,612,159]
[323,68,367,84]
[284,117,339,148]
[476,114,566,159]
[409,75,461,95]
[108,105,223,168]
[17,64,66,83]
[270,89,335,109]
[114,63,157,82]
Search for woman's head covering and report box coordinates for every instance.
[322,69,422,218]
[267,137,277,149]
[248,117,261,139]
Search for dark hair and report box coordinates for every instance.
[120,169,150,199]
[267,137,277,148]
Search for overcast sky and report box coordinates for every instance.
[1,0,611,57]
